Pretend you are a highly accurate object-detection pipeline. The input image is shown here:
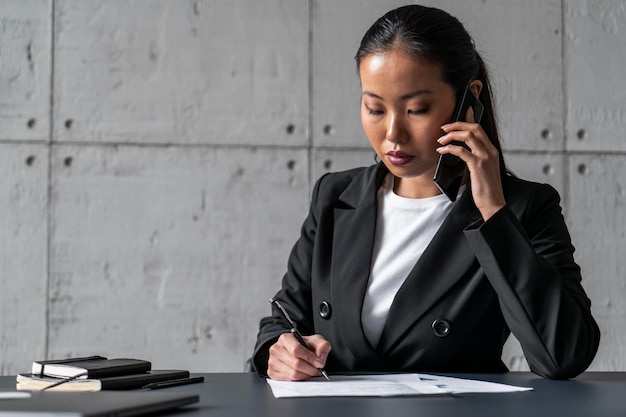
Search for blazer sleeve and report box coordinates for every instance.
[251,174,327,376]
[464,182,600,379]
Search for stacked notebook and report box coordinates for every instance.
[17,355,192,392]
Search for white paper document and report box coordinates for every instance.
[266,373,533,398]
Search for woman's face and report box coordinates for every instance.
[359,49,457,193]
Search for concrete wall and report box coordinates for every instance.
[0,0,623,374]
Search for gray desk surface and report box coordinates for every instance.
[2,372,626,417]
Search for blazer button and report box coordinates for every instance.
[432,319,451,337]
[319,301,332,319]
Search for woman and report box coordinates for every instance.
[252,5,600,381]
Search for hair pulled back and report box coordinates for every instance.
[356,5,507,174]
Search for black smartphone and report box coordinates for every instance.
[433,85,484,201]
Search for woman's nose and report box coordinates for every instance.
[385,114,408,144]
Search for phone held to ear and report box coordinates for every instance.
[433,85,484,202]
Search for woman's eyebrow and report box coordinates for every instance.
[361,89,433,100]
[400,89,433,100]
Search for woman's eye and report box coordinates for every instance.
[367,108,384,116]
[408,108,428,115]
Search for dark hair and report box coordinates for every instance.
[356,5,507,175]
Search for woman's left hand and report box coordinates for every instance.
[436,108,506,221]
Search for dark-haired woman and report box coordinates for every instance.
[252,5,600,381]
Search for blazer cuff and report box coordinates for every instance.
[464,205,509,232]
[252,336,280,376]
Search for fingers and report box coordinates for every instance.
[436,122,497,166]
[436,120,505,220]
[267,333,331,381]
[303,334,331,365]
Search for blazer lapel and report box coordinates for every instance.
[329,164,388,367]
[376,187,483,354]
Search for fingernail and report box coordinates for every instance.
[313,359,324,368]
[437,135,446,143]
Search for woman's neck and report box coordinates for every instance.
[393,176,443,199]
[392,172,469,199]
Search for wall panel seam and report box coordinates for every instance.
[307,0,314,198]
[560,0,570,214]
[44,0,56,360]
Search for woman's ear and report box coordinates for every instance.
[469,79,483,98]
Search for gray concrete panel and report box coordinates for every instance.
[53,0,308,146]
[0,0,51,141]
[424,0,564,152]
[311,151,565,201]
[565,0,626,151]
[312,0,563,152]
[588,317,626,371]
[311,148,375,184]
[504,152,566,199]
[567,154,625,317]
[48,145,308,371]
[0,143,48,374]
[312,0,414,149]
[567,154,624,371]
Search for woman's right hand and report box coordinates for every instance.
[267,333,332,381]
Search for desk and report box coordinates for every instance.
[2,372,625,417]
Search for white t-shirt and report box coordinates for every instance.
[361,174,460,347]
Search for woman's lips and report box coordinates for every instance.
[386,151,415,166]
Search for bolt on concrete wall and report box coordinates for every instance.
[0,0,623,373]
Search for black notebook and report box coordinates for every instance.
[34,357,151,379]
[0,390,199,416]
[17,369,190,392]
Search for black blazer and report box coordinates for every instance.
[253,163,600,379]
